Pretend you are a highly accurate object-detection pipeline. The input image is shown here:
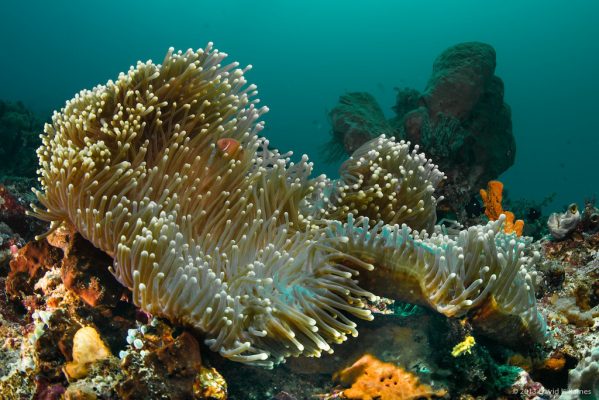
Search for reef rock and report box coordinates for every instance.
[61,232,126,308]
[0,180,48,241]
[0,221,20,267]
[531,227,599,393]
[118,325,225,400]
[6,240,63,299]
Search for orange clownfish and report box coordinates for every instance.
[217,138,243,158]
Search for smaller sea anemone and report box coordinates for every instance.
[324,135,445,233]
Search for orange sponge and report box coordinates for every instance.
[334,354,447,400]
[480,180,524,236]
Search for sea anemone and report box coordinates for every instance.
[326,214,545,345]
[324,135,445,232]
[32,43,546,367]
[32,44,378,366]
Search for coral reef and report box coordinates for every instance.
[580,200,599,234]
[6,239,62,300]
[328,213,545,347]
[118,324,227,400]
[399,42,516,213]
[506,369,550,400]
[422,41,497,121]
[543,230,599,268]
[290,304,544,398]
[0,41,595,400]
[511,212,599,397]
[30,44,546,370]
[0,275,39,399]
[543,199,599,267]
[0,231,228,399]
[390,88,421,126]
[504,193,556,240]
[59,229,126,308]
[0,184,27,229]
[32,44,378,366]
[0,100,43,178]
[0,221,21,268]
[0,180,47,247]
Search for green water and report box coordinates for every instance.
[1,0,597,209]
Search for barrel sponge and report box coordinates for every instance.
[31,43,546,367]
[325,135,445,233]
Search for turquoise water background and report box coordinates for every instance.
[1,0,597,211]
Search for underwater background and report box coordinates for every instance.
[1,2,599,399]
[1,0,597,209]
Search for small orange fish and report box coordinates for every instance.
[217,138,242,157]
